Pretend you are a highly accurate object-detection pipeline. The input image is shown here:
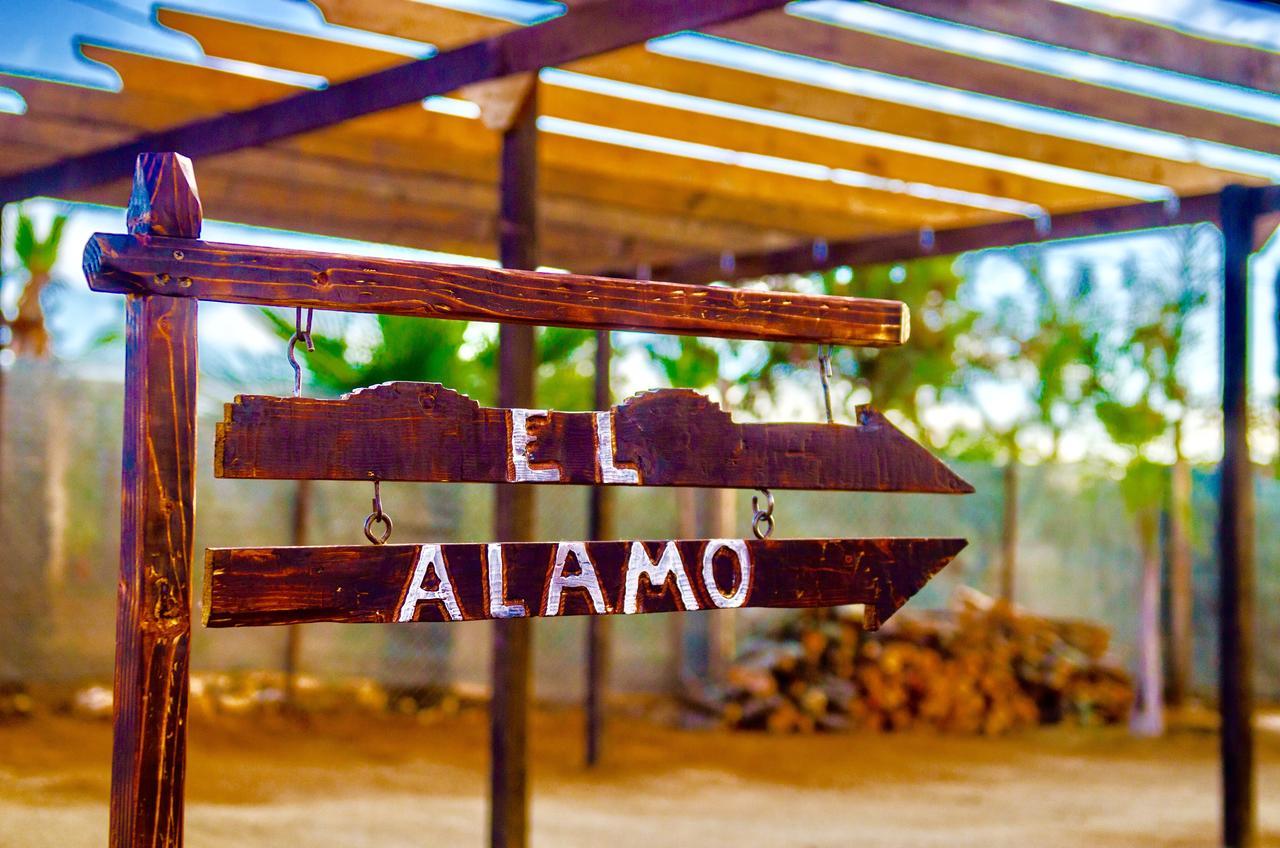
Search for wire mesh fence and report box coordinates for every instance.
[1,361,1277,700]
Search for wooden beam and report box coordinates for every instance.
[1219,185,1258,848]
[491,78,537,848]
[311,0,513,50]
[567,46,1252,195]
[156,8,412,81]
[0,0,790,204]
[712,13,1280,156]
[110,152,200,848]
[5,57,862,246]
[82,233,910,346]
[620,193,1225,283]
[213,383,973,493]
[142,15,1128,212]
[877,0,1280,96]
[202,538,967,631]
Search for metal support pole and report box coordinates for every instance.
[585,329,614,767]
[1218,185,1257,848]
[490,80,538,848]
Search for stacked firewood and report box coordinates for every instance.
[685,591,1133,734]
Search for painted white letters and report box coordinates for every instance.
[545,542,609,615]
[397,544,463,621]
[595,411,640,484]
[509,408,561,482]
[485,543,527,618]
[701,539,753,609]
[623,541,699,613]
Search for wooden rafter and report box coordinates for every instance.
[0,0,792,204]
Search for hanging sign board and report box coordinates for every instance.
[204,537,966,630]
[215,383,973,493]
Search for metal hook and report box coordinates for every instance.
[363,479,393,545]
[751,488,774,540]
[817,344,835,424]
[287,307,315,398]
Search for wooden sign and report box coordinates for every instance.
[204,537,965,631]
[215,383,973,493]
[83,233,908,346]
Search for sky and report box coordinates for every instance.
[3,0,1280,463]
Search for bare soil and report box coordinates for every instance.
[2,707,1278,847]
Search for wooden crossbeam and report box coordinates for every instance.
[877,0,1280,96]
[615,193,1223,284]
[622,186,1280,283]
[215,383,972,493]
[82,234,908,345]
[203,537,967,631]
[0,0,789,204]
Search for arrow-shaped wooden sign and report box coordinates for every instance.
[203,537,965,631]
[215,383,972,493]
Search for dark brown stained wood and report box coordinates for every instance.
[203,537,966,632]
[605,185,1280,284]
[491,78,536,848]
[611,193,1224,284]
[0,0,788,205]
[213,382,973,494]
[1219,185,1258,848]
[111,152,200,848]
[82,233,908,346]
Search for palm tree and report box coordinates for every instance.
[0,206,70,684]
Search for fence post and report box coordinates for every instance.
[490,78,538,848]
[586,329,614,767]
[110,152,201,847]
[1218,184,1257,848]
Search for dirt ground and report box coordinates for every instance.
[2,706,1279,848]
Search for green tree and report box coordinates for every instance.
[957,246,1101,602]
[1093,225,1217,729]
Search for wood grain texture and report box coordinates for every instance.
[111,152,199,848]
[82,233,908,346]
[214,382,971,493]
[204,538,966,632]
[0,0,789,204]
[1219,185,1258,848]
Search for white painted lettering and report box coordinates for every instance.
[397,544,463,621]
[595,411,640,484]
[485,543,527,619]
[544,542,608,615]
[509,408,560,482]
[701,539,752,609]
[623,541,698,614]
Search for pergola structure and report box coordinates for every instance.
[0,2,1275,846]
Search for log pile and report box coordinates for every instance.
[686,591,1133,734]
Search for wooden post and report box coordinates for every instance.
[283,479,310,708]
[490,79,537,848]
[110,152,201,848]
[585,329,614,767]
[1219,184,1257,848]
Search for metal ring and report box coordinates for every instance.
[364,512,393,545]
[751,488,774,540]
[752,511,774,540]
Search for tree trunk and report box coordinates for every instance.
[1166,458,1194,707]
[44,374,68,588]
[283,478,311,708]
[1131,508,1165,737]
[999,460,1019,603]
